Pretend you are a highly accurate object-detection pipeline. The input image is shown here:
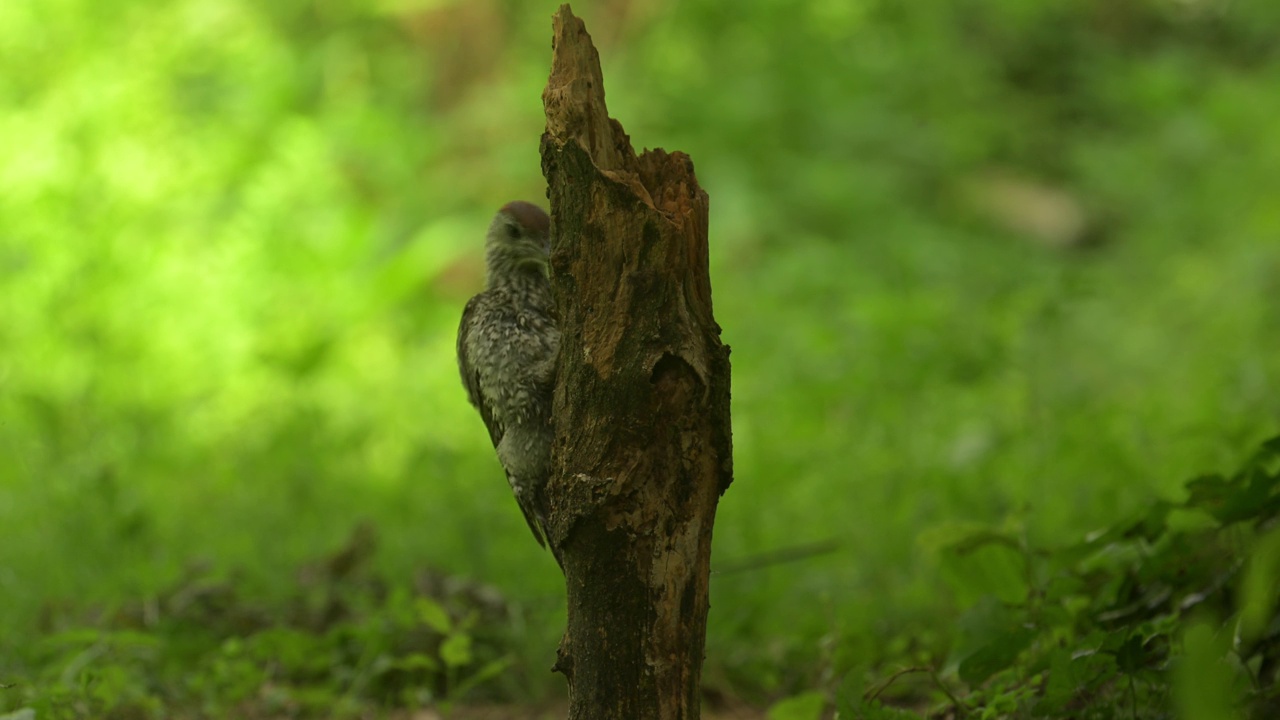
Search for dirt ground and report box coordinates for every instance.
[399,700,767,719]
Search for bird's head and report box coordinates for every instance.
[485,201,551,284]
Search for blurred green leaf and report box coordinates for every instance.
[1174,621,1243,720]
[416,598,452,635]
[1184,466,1280,525]
[958,626,1035,686]
[937,533,1030,606]
[381,652,439,674]
[439,633,472,669]
[767,690,825,720]
[1239,528,1280,641]
[449,655,514,700]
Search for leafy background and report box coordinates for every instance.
[2,0,1279,717]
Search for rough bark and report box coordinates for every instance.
[539,6,733,720]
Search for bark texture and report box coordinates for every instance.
[539,6,733,720]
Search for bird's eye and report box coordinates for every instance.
[505,223,522,240]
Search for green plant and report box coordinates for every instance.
[1,528,520,718]
[841,435,1280,718]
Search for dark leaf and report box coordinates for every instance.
[959,626,1037,686]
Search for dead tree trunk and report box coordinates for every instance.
[539,6,733,720]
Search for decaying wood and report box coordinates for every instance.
[539,5,733,720]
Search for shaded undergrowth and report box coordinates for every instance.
[4,437,1279,719]
[831,435,1280,719]
[2,522,531,719]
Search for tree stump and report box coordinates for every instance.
[539,5,733,720]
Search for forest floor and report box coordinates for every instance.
[392,701,765,720]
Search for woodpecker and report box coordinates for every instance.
[456,201,559,548]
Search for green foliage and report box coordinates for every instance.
[837,435,1280,718]
[0,527,520,718]
[768,690,827,720]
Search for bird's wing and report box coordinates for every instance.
[459,296,550,551]
[515,491,549,550]
[457,295,504,449]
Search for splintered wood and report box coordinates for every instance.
[538,5,733,720]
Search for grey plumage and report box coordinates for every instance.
[457,201,559,548]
